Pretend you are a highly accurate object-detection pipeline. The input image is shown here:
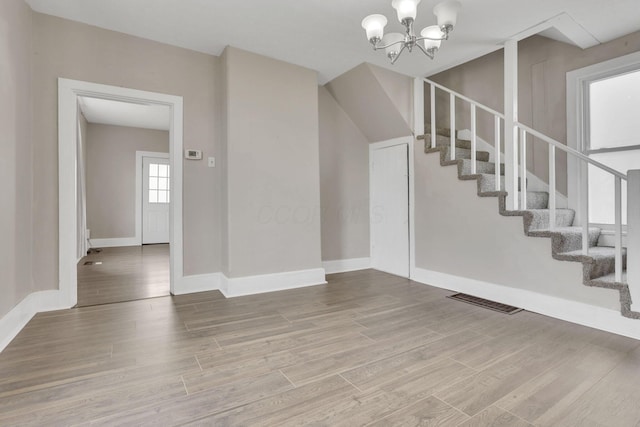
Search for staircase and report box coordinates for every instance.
[420,129,639,319]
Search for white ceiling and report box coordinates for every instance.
[26,0,640,84]
[78,97,170,131]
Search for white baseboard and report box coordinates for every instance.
[221,268,327,298]
[412,267,640,340]
[0,290,69,353]
[173,273,222,295]
[90,237,140,248]
[322,258,371,274]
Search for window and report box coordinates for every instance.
[586,69,640,225]
[148,163,170,204]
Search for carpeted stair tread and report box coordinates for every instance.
[518,191,549,210]
[529,226,601,253]
[523,209,575,230]
[591,271,628,285]
[424,124,456,138]
[460,159,504,176]
[558,246,627,280]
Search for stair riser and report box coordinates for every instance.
[525,210,575,231]
[479,175,526,193]
[552,232,600,253]
[445,147,490,163]
[589,253,627,279]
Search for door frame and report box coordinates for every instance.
[58,78,184,305]
[369,136,415,278]
[136,151,170,245]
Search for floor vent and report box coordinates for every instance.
[447,293,523,315]
[83,261,103,265]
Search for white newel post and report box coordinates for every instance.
[413,78,425,138]
[504,40,519,210]
[628,170,640,312]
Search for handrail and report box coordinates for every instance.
[515,122,628,181]
[424,78,505,119]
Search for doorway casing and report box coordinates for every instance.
[58,78,184,305]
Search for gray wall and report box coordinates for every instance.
[223,47,322,278]
[426,32,640,195]
[85,124,169,239]
[318,86,370,262]
[31,12,221,279]
[414,143,621,310]
[326,63,412,143]
[0,0,34,319]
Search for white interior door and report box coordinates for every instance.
[143,156,170,244]
[371,143,409,277]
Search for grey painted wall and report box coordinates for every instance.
[326,63,412,143]
[0,0,34,319]
[222,47,322,278]
[318,86,370,262]
[426,32,640,195]
[85,124,169,239]
[31,12,221,279]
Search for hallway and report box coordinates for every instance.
[77,244,170,307]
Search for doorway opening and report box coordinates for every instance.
[58,79,184,308]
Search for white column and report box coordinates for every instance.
[504,40,519,210]
[413,78,425,137]
[628,170,640,311]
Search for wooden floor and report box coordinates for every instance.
[77,244,170,307]
[2,269,640,426]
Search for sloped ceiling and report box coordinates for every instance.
[25,0,640,83]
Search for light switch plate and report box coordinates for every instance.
[208,157,216,167]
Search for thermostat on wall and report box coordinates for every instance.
[184,149,202,160]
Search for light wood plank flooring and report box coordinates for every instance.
[77,244,170,307]
[2,269,640,426]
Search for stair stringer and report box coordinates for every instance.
[424,143,640,319]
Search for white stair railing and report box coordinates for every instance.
[424,78,628,284]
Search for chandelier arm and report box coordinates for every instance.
[415,36,447,42]
[390,43,408,64]
[374,39,407,50]
[415,42,435,59]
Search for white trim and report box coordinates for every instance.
[412,267,640,340]
[58,78,184,304]
[89,237,139,248]
[322,258,371,274]
[507,13,599,49]
[457,129,569,207]
[567,51,640,225]
[412,78,424,137]
[135,151,169,246]
[369,136,416,278]
[0,290,68,352]
[220,268,327,298]
[173,273,223,295]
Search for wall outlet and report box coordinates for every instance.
[208,157,216,167]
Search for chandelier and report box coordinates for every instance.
[361,0,462,64]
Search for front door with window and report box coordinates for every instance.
[142,156,170,244]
